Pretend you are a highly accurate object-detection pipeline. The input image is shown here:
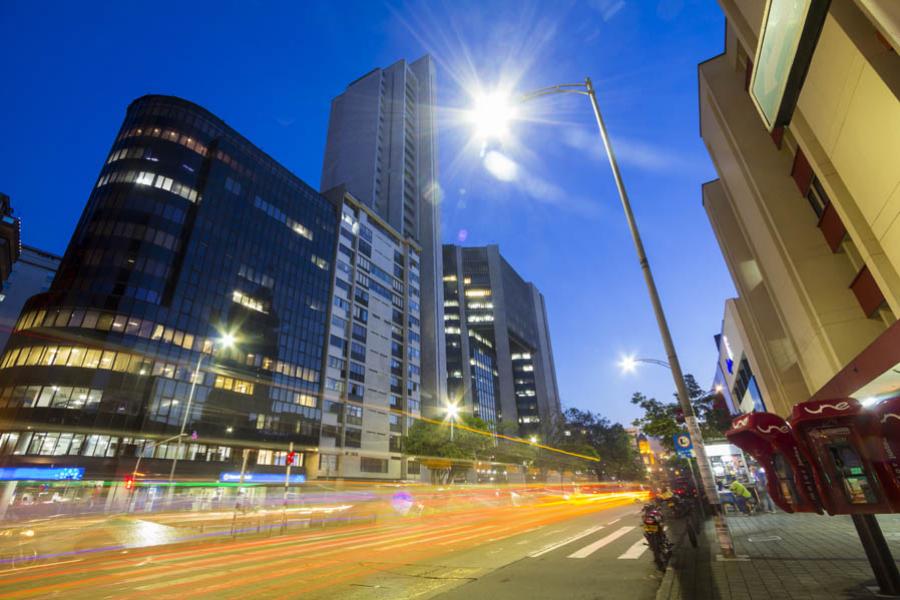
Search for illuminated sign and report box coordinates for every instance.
[219,472,306,484]
[722,335,735,374]
[0,467,85,481]
[749,0,831,131]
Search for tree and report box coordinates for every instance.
[630,373,734,451]
[630,392,682,452]
[402,414,493,484]
[562,408,644,481]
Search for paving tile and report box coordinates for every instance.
[656,512,900,600]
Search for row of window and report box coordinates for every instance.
[0,385,103,410]
[213,375,255,395]
[1,344,203,387]
[14,308,321,384]
[232,289,269,314]
[0,431,232,462]
[16,307,205,352]
[86,219,182,254]
[97,169,200,203]
[253,195,313,241]
[118,125,209,157]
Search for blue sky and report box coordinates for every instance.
[0,0,734,426]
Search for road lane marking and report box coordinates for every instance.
[608,518,620,525]
[617,538,648,559]
[568,526,636,558]
[0,559,82,576]
[528,525,605,558]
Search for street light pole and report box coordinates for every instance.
[167,333,236,497]
[583,76,735,557]
[167,351,206,490]
[473,76,736,557]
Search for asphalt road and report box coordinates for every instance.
[0,493,660,599]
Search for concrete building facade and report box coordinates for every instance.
[442,244,561,438]
[321,56,446,419]
[0,246,61,351]
[0,194,21,285]
[700,1,900,416]
[319,186,422,480]
[714,298,768,414]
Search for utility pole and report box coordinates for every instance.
[282,442,294,533]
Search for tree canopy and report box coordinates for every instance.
[630,373,732,451]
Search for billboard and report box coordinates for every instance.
[749,0,831,131]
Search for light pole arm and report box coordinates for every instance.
[634,357,671,369]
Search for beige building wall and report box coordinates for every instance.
[700,1,900,416]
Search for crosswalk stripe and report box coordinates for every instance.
[528,525,606,558]
[617,538,648,559]
[568,526,636,559]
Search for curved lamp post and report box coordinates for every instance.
[468,78,735,557]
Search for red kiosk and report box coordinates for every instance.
[867,395,900,509]
[789,398,896,515]
[725,412,821,513]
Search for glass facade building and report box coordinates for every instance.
[0,95,338,481]
[442,244,561,437]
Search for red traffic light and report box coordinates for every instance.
[286,451,296,466]
[674,407,685,424]
[124,475,135,490]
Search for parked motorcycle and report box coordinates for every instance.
[641,502,672,571]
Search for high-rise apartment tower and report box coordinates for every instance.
[321,56,446,417]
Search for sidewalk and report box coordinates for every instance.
[657,512,900,599]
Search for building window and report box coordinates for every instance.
[344,428,362,448]
[360,457,388,473]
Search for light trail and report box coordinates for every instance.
[0,490,646,598]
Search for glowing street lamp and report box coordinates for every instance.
[466,77,736,557]
[468,91,517,142]
[446,402,460,442]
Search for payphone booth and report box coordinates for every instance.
[790,398,894,515]
[726,412,821,513]
[868,395,900,509]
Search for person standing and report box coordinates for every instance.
[753,468,776,513]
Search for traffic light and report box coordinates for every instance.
[124,475,135,490]
[286,451,296,466]
[674,407,685,424]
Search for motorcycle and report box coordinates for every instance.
[641,502,672,571]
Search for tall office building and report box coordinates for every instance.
[442,244,561,437]
[319,186,422,480]
[0,245,61,351]
[699,2,899,416]
[321,56,446,418]
[0,194,22,285]
[0,96,338,485]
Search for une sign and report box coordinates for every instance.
[749,0,831,131]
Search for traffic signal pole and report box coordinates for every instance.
[282,442,294,532]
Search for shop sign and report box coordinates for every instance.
[749,0,831,130]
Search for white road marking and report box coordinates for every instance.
[608,518,620,525]
[0,558,82,576]
[528,525,605,558]
[617,538,648,559]
[568,526,636,559]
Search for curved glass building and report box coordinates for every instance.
[0,96,338,486]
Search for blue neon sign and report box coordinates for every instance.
[219,472,306,484]
[0,467,85,481]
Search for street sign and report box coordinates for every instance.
[674,433,694,458]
